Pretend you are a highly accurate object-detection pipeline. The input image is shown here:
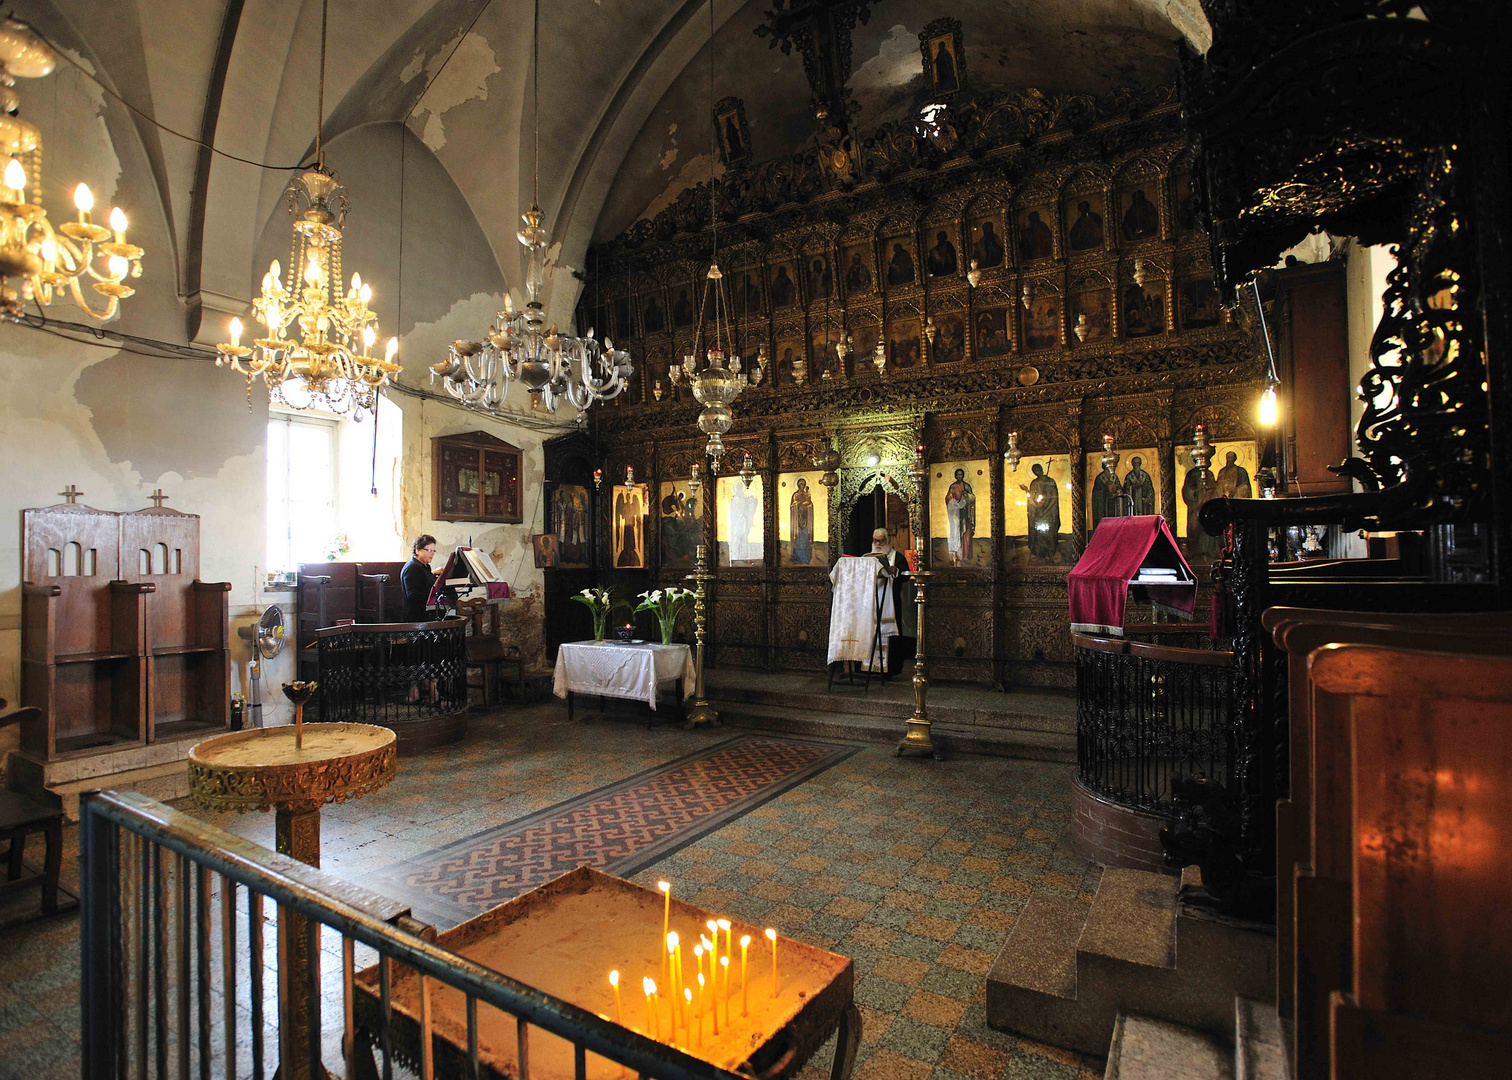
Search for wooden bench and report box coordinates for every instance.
[1308,643,1512,1078]
[0,705,66,919]
[1263,607,1512,1080]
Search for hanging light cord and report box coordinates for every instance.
[532,0,540,208]
[315,0,328,169]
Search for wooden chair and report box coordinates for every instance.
[1263,607,1512,1080]
[0,705,65,918]
[458,599,524,708]
[1308,644,1512,1078]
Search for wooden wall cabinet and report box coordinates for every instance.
[432,431,522,523]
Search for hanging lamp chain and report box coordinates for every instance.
[533,0,540,208]
[316,0,328,168]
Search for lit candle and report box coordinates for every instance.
[685,987,696,1048]
[642,977,657,1041]
[766,928,778,998]
[740,934,751,1017]
[658,882,671,984]
[718,918,732,963]
[693,943,704,988]
[719,954,731,1027]
[666,932,680,1034]
[703,971,718,1035]
[609,970,622,1026]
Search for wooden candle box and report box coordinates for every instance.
[354,866,857,1079]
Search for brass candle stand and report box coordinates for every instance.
[683,465,720,728]
[897,446,941,759]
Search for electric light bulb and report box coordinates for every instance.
[108,254,128,278]
[109,207,128,234]
[270,259,282,282]
[385,336,398,360]
[262,272,273,293]
[362,325,376,349]
[73,183,94,213]
[40,236,56,264]
[1259,384,1278,426]
[305,254,321,284]
[359,283,371,304]
[4,158,26,191]
[229,317,243,347]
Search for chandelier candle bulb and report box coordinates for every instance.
[108,206,127,240]
[73,182,92,219]
[4,157,25,194]
[229,318,242,349]
[766,928,778,997]
[740,934,750,1016]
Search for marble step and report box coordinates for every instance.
[716,701,1076,760]
[1233,998,1286,1080]
[46,759,191,821]
[1105,1014,1234,1080]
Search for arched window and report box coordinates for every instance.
[139,548,151,575]
[83,548,97,576]
[152,543,169,574]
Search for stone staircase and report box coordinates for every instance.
[1103,998,1287,1080]
[706,670,1076,760]
[987,866,1277,1056]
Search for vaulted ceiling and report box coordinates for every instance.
[23,0,1209,334]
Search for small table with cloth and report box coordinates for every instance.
[552,640,695,726]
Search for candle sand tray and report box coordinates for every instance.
[354,866,856,1080]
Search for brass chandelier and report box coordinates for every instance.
[431,0,632,421]
[214,0,397,417]
[0,19,144,322]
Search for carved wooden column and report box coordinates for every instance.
[1067,399,1087,556]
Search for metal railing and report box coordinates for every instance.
[80,790,750,1080]
[313,620,468,726]
[1074,631,1237,812]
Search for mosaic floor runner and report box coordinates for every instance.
[377,733,860,926]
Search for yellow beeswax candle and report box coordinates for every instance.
[740,934,751,1017]
[685,987,696,1048]
[643,977,657,1041]
[766,928,778,998]
[719,954,731,1026]
[658,882,671,984]
[703,971,718,1035]
[610,970,622,1025]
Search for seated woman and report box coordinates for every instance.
[401,534,440,702]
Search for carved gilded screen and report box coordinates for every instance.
[777,471,829,567]
[716,475,765,568]
[1083,449,1161,537]
[1004,455,1072,567]
[658,480,702,570]
[1175,440,1256,562]
[929,460,992,570]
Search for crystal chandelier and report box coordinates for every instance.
[430,0,632,422]
[0,20,144,322]
[214,1,396,417]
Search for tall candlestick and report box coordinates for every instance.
[658,882,671,987]
[643,977,657,1042]
[740,935,751,1017]
[766,928,778,998]
[685,987,697,1048]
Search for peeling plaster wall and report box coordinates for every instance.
[1,100,556,770]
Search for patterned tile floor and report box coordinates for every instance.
[0,698,1105,1079]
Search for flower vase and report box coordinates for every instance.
[593,613,608,641]
[659,616,676,646]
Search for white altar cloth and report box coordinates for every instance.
[552,640,695,709]
[827,556,895,668]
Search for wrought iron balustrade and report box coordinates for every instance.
[313,619,468,726]
[1074,629,1237,815]
[80,789,751,1080]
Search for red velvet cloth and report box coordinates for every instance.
[1068,515,1196,634]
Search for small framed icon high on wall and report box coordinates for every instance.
[432,430,522,523]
